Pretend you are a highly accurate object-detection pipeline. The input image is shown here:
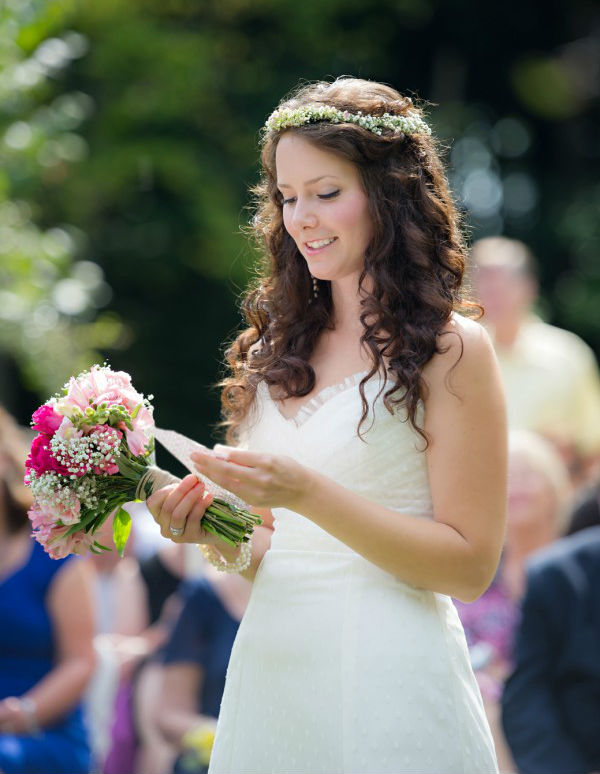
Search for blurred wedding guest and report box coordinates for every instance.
[566,478,600,535]
[455,430,572,772]
[471,236,600,482]
[87,521,186,773]
[0,405,96,774]
[84,519,155,771]
[155,564,252,774]
[101,538,196,774]
[502,525,600,774]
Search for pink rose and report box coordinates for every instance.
[90,425,123,475]
[123,426,150,457]
[40,524,94,559]
[28,504,55,532]
[110,370,133,388]
[88,366,109,397]
[31,404,63,435]
[29,503,92,558]
[55,416,83,442]
[94,387,145,413]
[131,403,153,430]
[55,492,81,526]
[26,434,69,476]
[93,389,123,408]
[66,375,95,410]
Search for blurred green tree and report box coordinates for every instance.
[0,0,124,418]
[2,0,599,443]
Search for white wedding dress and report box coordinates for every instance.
[209,373,498,774]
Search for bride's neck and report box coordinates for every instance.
[330,275,370,333]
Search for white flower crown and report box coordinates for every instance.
[263,104,431,139]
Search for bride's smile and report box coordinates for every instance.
[276,133,373,283]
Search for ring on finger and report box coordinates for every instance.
[169,525,184,537]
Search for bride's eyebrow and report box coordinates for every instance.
[277,175,341,189]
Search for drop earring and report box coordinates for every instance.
[312,275,319,300]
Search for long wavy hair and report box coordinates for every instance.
[220,77,476,445]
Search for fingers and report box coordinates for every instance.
[147,474,206,540]
[167,477,206,536]
[212,445,260,467]
[181,489,214,542]
[191,451,260,498]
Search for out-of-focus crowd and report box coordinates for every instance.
[1,237,599,774]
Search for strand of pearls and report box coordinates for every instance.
[199,541,252,573]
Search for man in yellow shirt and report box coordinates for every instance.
[470,237,600,482]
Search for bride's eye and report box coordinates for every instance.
[318,190,341,200]
[281,195,296,206]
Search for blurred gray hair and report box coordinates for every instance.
[508,429,573,534]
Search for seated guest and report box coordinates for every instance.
[155,565,251,774]
[566,479,600,535]
[502,526,600,774]
[0,406,96,774]
[455,429,572,771]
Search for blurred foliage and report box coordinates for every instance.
[1,0,599,442]
[0,0,124,415]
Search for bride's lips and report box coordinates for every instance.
[304,237,338,256]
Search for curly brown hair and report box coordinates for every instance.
[220,77,476,445]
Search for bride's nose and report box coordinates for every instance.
[292,199,318,230]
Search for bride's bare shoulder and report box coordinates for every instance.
[422,312,498,395]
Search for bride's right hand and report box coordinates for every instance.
[146,473,218,545]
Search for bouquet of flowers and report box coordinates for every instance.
[24,365,261,558]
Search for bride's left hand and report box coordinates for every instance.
[190,446,311,509]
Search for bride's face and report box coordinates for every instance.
[275,133,373,283]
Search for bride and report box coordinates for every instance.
[147,77,507,774]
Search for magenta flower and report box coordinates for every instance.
[31,404,63,435]
[26,434,69,476]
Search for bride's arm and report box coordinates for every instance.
[192,317,507,603]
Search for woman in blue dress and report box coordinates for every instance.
[157,567,251,774]
[0,406,96,774]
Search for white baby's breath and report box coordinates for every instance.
[263,105,431,140]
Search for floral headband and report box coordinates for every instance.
[263,104,431,139]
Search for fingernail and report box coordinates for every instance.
[213,444,230,460]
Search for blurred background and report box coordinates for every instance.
[1,0,599,444]
[2,4,600,773]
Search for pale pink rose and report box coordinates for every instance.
[55,416,83,442]
[95,388,145,414]
[66,376,94,410]
[42,524,94,559]
[106,370,133,390]
[88,366,109,397]
[29,491,81,528]
[93,389,122,407]
[68,531,96,556]
[124,426,150,457]
[28,504,55,532]
[31,404,63,435]
[55,492,81,526]
[131,403,154,430]
[30,507,94,558]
